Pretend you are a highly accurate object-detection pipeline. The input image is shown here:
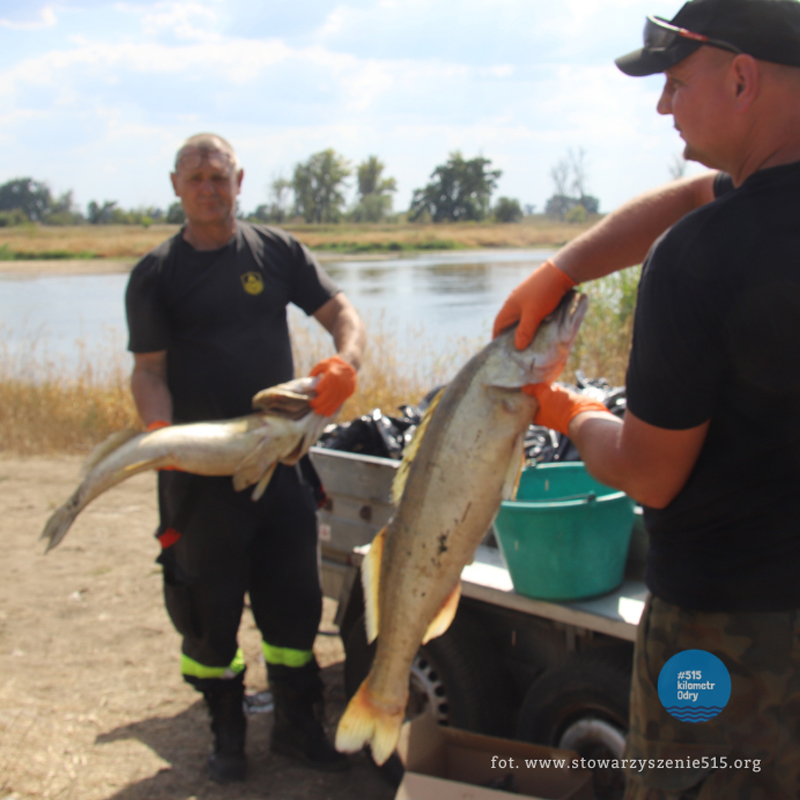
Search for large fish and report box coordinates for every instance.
[41,377,330,552]
[335,290,588,765]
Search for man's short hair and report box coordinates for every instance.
[174,133,239,171]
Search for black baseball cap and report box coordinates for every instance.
[616,0,800,76]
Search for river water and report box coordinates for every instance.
[0,248,555,373]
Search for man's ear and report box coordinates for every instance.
[731,54,758,109]
[236,168,244,193]
[170,172,180,197]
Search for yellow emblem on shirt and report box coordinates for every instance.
[240,272,264,296]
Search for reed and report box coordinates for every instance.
[0,333,139,455]
[289,311,481,422]
[0,269,637,456]
[565,266,640,388]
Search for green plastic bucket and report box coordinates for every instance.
[494,463,635,601]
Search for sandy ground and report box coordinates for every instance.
[0,457,395,800]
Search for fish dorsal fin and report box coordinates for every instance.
[392,388,445,506]
[81,429,140,476]
[501,431,526,501]
[362,526,386,644]
[421,581,461,644]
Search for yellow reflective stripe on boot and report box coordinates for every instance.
[261,641,313,668]
[181,648,245,679]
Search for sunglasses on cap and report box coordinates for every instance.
[175,150,236,172]
[644,15,742,56]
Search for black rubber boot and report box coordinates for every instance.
[201,675,248,783]
[268,660,350,772]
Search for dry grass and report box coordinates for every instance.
[289,312,480,421]
[565,266,640,388]
[0,217,597,260]
[0,335,140,455]
[0,319,476,456]
[0,224,177,259]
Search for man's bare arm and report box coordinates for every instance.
[494,173,719,348]
[568,409,709,509]
[554,173,718,282]
[130,351,172,426]
[312,293,366,371]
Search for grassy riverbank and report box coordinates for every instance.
[0,266,637,455]
[0,217,598,261]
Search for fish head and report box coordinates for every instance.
[252,377,320,419]
[490,290,588,388]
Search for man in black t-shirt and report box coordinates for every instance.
[494,0,800,796]
[125,133,365,783]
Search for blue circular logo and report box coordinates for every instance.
[657,649,731,723]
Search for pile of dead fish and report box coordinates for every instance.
[316,371,625,464]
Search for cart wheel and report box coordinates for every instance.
[516,647,632,800]
[344,609,510,736]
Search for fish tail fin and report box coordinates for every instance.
[335,679,405,766]
[40,501,78,553]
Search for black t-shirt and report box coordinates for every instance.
[627,162,800,612]
[126,222,339,422]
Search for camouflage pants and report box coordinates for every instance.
[623,595,800,800]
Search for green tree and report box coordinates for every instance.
[253,177,293,224]
[292,149,351,223]
[87,200,119,224]
[0,177,53,222]
[351,156,397,222]
[493,197,523,223]
[0,209,28,227]
[44,190,84,225]
[357,155,396,198]
[409,152,501,223]
[166,202,186,224]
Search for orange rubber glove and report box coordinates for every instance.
[309,355,357,417]
[146,420,170,432]
[493,260,576,350]
[523,383,609,436]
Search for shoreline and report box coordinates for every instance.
[0,246,555,278]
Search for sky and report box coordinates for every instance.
[0,0,708,217]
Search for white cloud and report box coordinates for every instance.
[0,0,697,214]
[0,5,57,30]
[139,2,221,42]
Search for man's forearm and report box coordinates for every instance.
[567,409,710,509]
[554,173,717,283]
[314,294,366,371]
[131,366,173,426]
[331,310,366,371]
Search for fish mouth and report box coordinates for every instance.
[557,290,589,341]
[514,290,589,385]
[539,289,588,344]
[251,376,320,419]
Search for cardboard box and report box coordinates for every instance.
[395,713,593,800]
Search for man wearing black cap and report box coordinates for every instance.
[494,0,800,796]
